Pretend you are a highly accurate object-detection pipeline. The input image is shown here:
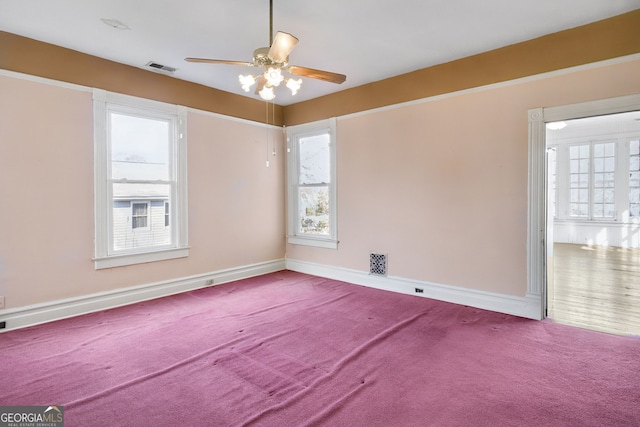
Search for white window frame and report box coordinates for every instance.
[286,118,338,249]
[93,89,188,269]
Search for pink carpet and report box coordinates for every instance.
[1,271,639,426]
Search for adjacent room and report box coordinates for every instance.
[546,112,640,336]
[1,1,640,425]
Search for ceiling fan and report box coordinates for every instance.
[185,0,346,101]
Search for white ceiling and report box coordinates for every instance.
[1,1,639,106]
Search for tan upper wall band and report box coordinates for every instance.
[0,31,283,125]
[2,9,639,127]
[284,9,640,125]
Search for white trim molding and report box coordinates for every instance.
[528,108,546,320]
[286,259,542,320]
[0,259,285,333]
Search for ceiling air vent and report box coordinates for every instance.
[145,62,177,74]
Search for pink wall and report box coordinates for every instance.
[1,56,638,310]
[0,74,285,309]
[286,58,640,296]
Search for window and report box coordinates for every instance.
[286,118,338,249]
[93,89,188,269]
[131,202,149,229]
[567,142,616,220]
[631,139,640,218]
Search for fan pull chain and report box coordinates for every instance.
[265,100,270,168]
[272,101,277,158]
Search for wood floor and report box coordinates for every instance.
[548,243,640,336]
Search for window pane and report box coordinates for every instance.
[570,189,579,203]
[594,173,604,187]
[579,159,589,172]
[110,112,170,181]
[593,158,604,172]
[299,134,330,185]
[298,186,330,235]
[604,142,615,157]
[570,159,579,174]
[569,145,579,158]
[592,204,603,217]
[604,189,615,203]
[570,203,589,217]
[578,204,589,217]
[593,188,603,203]
[593,144,604,157]
[579,189,589,203]
[605,173,615,185]
[579,145,590,158]
[604,157,615,172]
[604,204,615,217]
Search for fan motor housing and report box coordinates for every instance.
[253,47,287,67]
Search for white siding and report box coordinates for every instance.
[113,200,170,251]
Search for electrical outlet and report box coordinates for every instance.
[205,279,214,286]
[414,288,424,294]
[0,321,5,329]
[0,296,4,308]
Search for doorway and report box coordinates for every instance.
[545,111,640,336]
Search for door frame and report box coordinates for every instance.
[527,93,640,320]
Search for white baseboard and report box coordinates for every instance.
[286,259,542,320]
[0,257,542,333]
[0,259,286,333]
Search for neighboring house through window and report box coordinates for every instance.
[93,89,188,269]
[286,118,338,249]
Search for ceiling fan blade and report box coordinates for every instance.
[185,58,254,66]
[288,66,346,84]
[268,31,299,63]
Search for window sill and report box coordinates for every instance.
[94,247,189,269]
[287,236,338,249]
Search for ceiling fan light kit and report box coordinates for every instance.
[185,0,346,102]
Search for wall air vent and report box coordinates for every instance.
[145,62,177,74]
[370,253,387,276]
